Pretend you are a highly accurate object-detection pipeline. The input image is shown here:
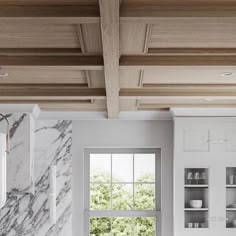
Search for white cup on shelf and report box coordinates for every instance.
[194,223,199,228]
[229,175,234,185]
[188,222,193,228]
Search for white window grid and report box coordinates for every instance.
[84,148,161,236]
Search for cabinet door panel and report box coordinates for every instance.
[183,129,210,152]
[225,128,236,152]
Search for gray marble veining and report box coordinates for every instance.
[0,113,35,194]
[0,118,72,236]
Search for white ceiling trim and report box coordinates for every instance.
[171,108,236,117]
[2,105,236,120]
[0,104,40,119]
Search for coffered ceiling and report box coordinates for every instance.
[0,0,236,118]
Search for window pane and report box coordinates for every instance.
[134,184,155,210]
[134,154,155,182]
[90,218,111,236]
[112,154,133,182]
[90,217,156,236]
[112,184,133,210]
[134,217,155,236]
[112,218,133,236]
[90,184,111,210]
[90,154,111,183]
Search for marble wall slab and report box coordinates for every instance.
[0,118,72,236]
[0,113,35,194]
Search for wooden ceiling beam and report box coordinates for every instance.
[120,5,236,23]
[0,55,103,69]
[99,0,120,119]
[0,84,106,99]
[0,100,106,111]
[0,48,83,55]
[142,84,236,89]
[138,103,236,110]
[120,85,236,98]
[148,48,236,55]
[1,51,236,69]
[0,100,92,104]
[0,0,99,5]
[0,5,100,24]
[39,102,106,112]
[1,48,235,56]
[120,55,236,68]
[122,0,236,6]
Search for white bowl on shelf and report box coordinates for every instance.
[189,200,203,208]
[230,203,236,208]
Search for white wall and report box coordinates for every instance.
[72,120,173,236]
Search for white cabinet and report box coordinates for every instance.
[174,118,236,236]
[225,126,236,152]
[183,129,210,152]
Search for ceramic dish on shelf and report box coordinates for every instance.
[189,200,203,208]
[230,203,236,208]
[233,220,236,227]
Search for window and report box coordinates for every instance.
[84,149,161,236]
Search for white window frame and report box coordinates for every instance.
[84,148,161,236]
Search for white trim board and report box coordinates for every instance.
[2,105,236,120]
[171,108,236,117]
[0,104,40,119]
[38,111,173,120]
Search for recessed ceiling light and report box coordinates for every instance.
[0,67,8,78]
[0,72,8,78]
[204,98,215,102]
[221,72,233,77]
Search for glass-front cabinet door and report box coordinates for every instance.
[226,167,236,229]
[184,168,209,229]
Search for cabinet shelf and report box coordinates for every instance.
[226,208,236,211]
[226,185,236,188]
[185,208,208,211]
[185,185,208,188]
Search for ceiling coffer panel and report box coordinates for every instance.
[0,67,88,84]
[149,18,236,48]
[0,0,98,5]
[39,99,106,112]
[80,24,103,54]
[120,70,141,88]
[0,25,80,48]
[143,67,236,85]
[120,23,147,54]
[88,71,106,88]
[120,99,137,111]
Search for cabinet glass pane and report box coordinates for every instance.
[184,168,209,229]
[185,168,208,185]
[226,167,236,228]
